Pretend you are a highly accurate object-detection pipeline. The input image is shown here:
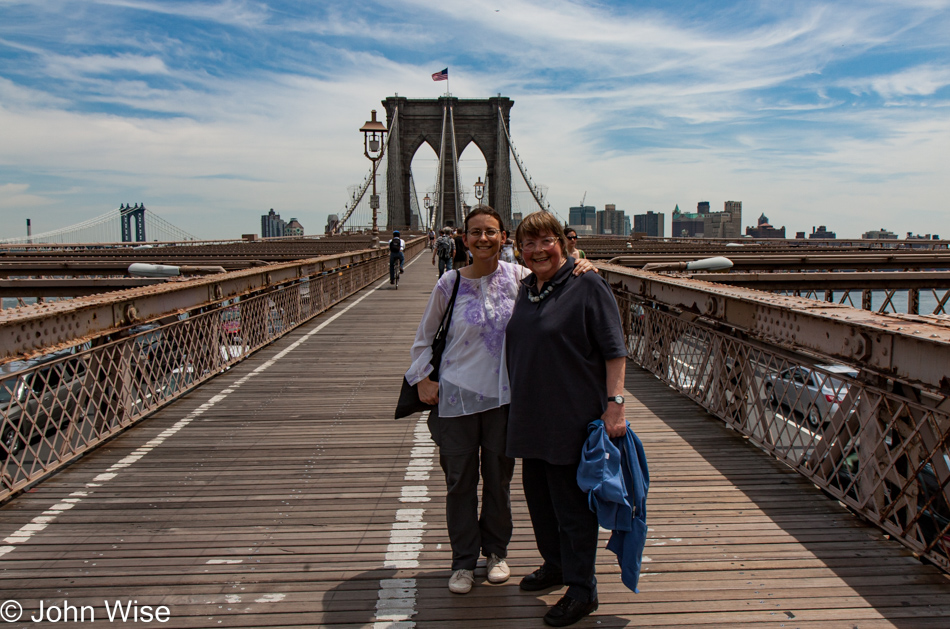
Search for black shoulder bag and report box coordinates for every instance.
[394,271,462,419]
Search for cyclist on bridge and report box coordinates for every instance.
[388,230,405,285]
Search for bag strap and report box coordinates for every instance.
[427,271,462,379]
[435,270,462,339]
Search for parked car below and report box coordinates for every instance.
[764,364,858,428]
[1,351,88,460]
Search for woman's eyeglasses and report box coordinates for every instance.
[566,235,577,240]
[467,228,501,238]
[520,236,559,252]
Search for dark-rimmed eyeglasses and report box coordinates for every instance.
[566,235,577,240]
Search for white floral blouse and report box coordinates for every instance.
[405,261,529,418]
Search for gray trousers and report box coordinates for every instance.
[429,405,515,571]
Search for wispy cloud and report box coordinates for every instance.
[0,0,948,238]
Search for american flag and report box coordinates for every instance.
[431,68,448,81]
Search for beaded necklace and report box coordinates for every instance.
[527,282,557,303]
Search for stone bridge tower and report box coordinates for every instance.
[383,95,514,230]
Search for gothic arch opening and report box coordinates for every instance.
[383,95,513,231]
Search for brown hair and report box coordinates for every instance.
[464,204,507,234]
[515,211,567,255]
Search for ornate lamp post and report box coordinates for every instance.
[474,176,485,204]
[360,110,388,243]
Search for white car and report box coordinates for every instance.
[765,364,858,428]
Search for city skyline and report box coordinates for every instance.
[1,1,949,240]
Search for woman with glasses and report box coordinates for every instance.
[506,211,627,627]
[564,227,586,260]
[405,206,595,596]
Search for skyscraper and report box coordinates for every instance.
[634,211,664,237]
[596,204,626,235]
[569,205,597,234]
[261,208,286,238]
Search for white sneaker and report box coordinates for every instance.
[486,554,510,584]
[448,568,474,594]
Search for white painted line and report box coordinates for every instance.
[0,270,400,557]
[254,593,286,603]
[374,412,436,628]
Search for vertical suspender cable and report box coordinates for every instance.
[436,103,448,228]
[449,104,462,223]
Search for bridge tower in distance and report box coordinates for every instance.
[383,95,514,230]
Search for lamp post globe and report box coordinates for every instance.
[360,110,388,242]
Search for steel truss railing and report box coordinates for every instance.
[0,239,426,501]
[601,265,950,571]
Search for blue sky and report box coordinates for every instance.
[1,0,949,239]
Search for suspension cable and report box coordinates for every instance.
[498,106,552,214]
[408,169,423,231]
[435,103,448,228]
[449,104,462,222]
[0,207,196,244]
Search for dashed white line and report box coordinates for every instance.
[375,413,436,628]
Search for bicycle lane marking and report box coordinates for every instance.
[0,262,417,558]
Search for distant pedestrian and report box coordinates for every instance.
[433,227,456,277]
[428,229,436,249]
[565,228,586,260]
[453,229,468,270]
[499,238,516,263]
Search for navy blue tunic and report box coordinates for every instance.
[505,257,628,465]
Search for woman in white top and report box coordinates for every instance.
[405,205,593,595]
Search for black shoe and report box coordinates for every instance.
[519,565,563,591]
[390,279,394,285]
[543,595,598,627]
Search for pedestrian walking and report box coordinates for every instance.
[432,227,456,277]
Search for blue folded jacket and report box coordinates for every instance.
[577,419,649,593]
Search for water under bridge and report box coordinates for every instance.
[1,238,949,627]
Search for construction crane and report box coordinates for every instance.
[580,191,586,206]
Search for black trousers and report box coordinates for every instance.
[431,405,515,571]
[522,458,599,603]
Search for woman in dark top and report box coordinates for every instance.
[505,210,628,627]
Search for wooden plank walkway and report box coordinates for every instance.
[1,252,949,628]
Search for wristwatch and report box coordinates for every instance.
[608,395,625,405]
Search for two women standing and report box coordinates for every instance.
[406,207,626,627]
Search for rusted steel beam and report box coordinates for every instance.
[0,248,387,363]
[690,271,950,290]
[599,264,950,394]
[0,278,166,298]
[0,260,266,277]
[604,252,950,271]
